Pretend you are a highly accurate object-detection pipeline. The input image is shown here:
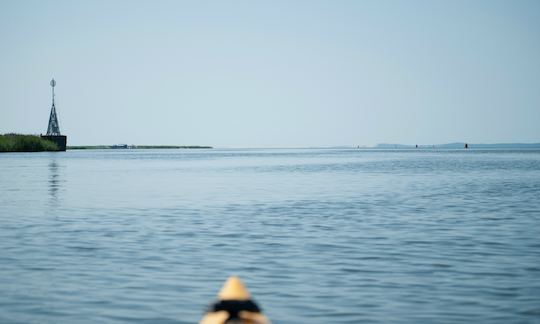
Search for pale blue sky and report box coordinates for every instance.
[1,0,539,147]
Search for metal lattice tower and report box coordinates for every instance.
[46,78,61,136]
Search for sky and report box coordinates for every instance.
[1,0,539,147]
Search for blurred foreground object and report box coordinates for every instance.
[200,276,271,324]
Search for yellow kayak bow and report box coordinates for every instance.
[200,276,271,324]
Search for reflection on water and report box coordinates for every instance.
[48,159,62,206]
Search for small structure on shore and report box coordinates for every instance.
[41,78,67,151]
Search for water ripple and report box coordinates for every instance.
[1,149,539,323]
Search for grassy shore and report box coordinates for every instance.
[68,145,212,150]
[0,134,59,152]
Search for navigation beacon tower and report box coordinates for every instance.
[41,78,67,151]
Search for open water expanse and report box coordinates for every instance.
[1,148,539,323]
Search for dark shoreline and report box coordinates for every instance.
[0,134,60,152]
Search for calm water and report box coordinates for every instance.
[1,149,539,323]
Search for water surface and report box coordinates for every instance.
[1,149,539,323]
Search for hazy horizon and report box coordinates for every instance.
[1,0,539,147]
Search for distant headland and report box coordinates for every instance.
[372,143,540,149]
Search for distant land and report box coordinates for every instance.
[373,143,540,149]
[68,145,212,150]
[0,134,213,152]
